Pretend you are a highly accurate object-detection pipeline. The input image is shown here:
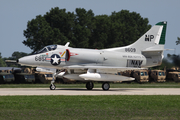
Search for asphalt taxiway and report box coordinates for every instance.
[0,88,180,96]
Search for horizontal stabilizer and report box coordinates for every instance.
[142,48,174,52]
[142,49,165,52]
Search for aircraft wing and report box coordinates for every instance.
[62,65,143,81]
[63,65,146,72]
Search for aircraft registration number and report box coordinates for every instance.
[125,48,136,52]
[35,56,46,61]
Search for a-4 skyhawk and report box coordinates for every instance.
[17,21,167,90]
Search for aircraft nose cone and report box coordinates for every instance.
[18,57,24,64]
[17,55,36,66]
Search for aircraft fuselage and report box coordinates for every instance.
[19,47,148,69]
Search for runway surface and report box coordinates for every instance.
[1,88,180,95]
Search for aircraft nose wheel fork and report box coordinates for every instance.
[50,84,56,90]
[102,82,110,91]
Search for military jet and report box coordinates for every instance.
[17,21,167,90]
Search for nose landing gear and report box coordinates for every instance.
[49,69,65,90]
[50,84,56,90]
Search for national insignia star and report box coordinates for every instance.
[52,55,59,64]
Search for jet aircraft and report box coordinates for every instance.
[17,21,167,90]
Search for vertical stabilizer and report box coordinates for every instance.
[104,21,167,54]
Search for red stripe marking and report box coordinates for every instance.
[61,59,65,61]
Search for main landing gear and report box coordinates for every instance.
[102,82,110,91]
[86,82,94,90]
[86,82,110,91]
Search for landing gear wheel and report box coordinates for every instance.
[102,82,110,91]
[50,84,56,90]
[86,82,94,90]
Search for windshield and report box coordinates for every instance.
[140,72,144,76]
[37,45,57,54]
[46,45,57,51]
[45,74,53,77]
[38,48,48,53]
[162,72,165,76]
[3,74,14,79]
[25,75,35,79]
[144,72,148,76]
[159,72,162,76]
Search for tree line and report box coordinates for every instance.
[0,7,180,68]
[0,52,29,67]
[23,7,151,53]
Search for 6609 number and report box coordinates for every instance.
[125,48,136,52]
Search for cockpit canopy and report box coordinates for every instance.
[37,45,57,54]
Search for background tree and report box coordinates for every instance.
[107,10,151,48]
[151,58,174,70]
[176,37,180,45]
[167,54,180,68]
[0,53,6,67]
[2,51,29,67]
[73,8,95,48]
[89,15,110,49]
[44,8,75,46]
[11,52,29,60]
[3,51,29,60]
[23,14,67,53]
[23,7,151,52]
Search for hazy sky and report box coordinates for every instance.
[0,0,180,58]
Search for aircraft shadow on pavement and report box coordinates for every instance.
[55,88,142,92]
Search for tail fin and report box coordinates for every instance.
[104,21,167,54]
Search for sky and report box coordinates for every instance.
[0,0,180,58]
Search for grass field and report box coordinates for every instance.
[0,95,180,120]
[1,83,180,119]
[1,82,180,88]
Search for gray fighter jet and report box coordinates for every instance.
[17,21,167,90]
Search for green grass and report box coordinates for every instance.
[1,82,180,88]
[0,95,180,120]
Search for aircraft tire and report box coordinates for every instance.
[50,84,56,90]
[102,82,110,91]
[86,82,94,90]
